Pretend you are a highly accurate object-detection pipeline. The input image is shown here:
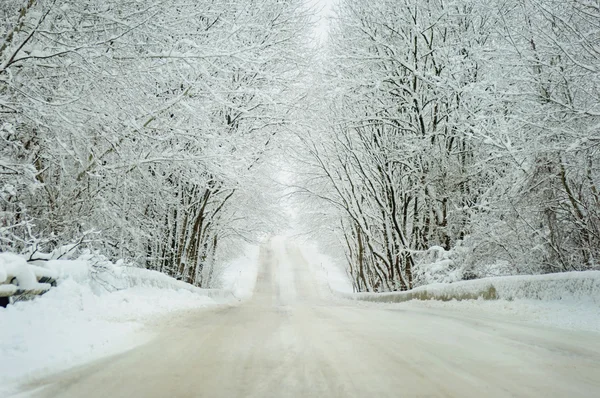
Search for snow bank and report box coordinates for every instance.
[403,297,600,333]
[0,253,240,396]
[325,257,600,332]
[298,244,600,332]
[0,279,218,395]
[338,271,600,304]
[116,266,233,300]
[295,243,600,310]
[37,254,234,300]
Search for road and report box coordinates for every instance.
[22,239,600,397]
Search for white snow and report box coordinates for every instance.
[0,253,55,290]
[342,270,600,304]
[413,246,462,285]
[217,244,260,300]
[3,242,599,397]
[298,244,600,333]
[403,298,600,333]
[296,242,354,295]
[0,279,207,384]
[0,283,17,296]
[0,252,247,396]
[272,237,297,304]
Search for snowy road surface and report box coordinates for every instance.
[20,240,600,397]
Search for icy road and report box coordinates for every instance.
[22,241,600,397]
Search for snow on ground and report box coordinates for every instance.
[271,237,297,304]
[0,281,214,386]
[0,251,253,396]
[217,244,260,300]
[296,244,600,333]
[403,297,600,333]
[297,242,353,295]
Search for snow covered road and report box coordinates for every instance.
[18,240,600,397]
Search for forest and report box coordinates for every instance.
[295,0,600,291]
[2,0,599,292]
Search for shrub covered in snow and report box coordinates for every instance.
[412,246,462,287]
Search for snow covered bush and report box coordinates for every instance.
[412,246,462,287]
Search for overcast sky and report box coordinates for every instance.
[308,0,336,43]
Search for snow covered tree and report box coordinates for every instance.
[296,0,600,291]
[461,0,600,275]
[295,0,496,291]
[0,0,311,286]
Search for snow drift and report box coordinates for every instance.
[0,251,234,301]
[0,250,245,395]
[336,271,600,304]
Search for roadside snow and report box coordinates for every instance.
[42,255,233,300]
[298,242,353,295]
[299,244,600,333]
[341,270,600,304]
[217,245,260,300]
[402,298,600,333]
[0,253,243,396]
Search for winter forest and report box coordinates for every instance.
[1,0,599,292]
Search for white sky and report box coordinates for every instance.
[307,0,336,44]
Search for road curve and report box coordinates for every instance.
[21,239,600,397]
